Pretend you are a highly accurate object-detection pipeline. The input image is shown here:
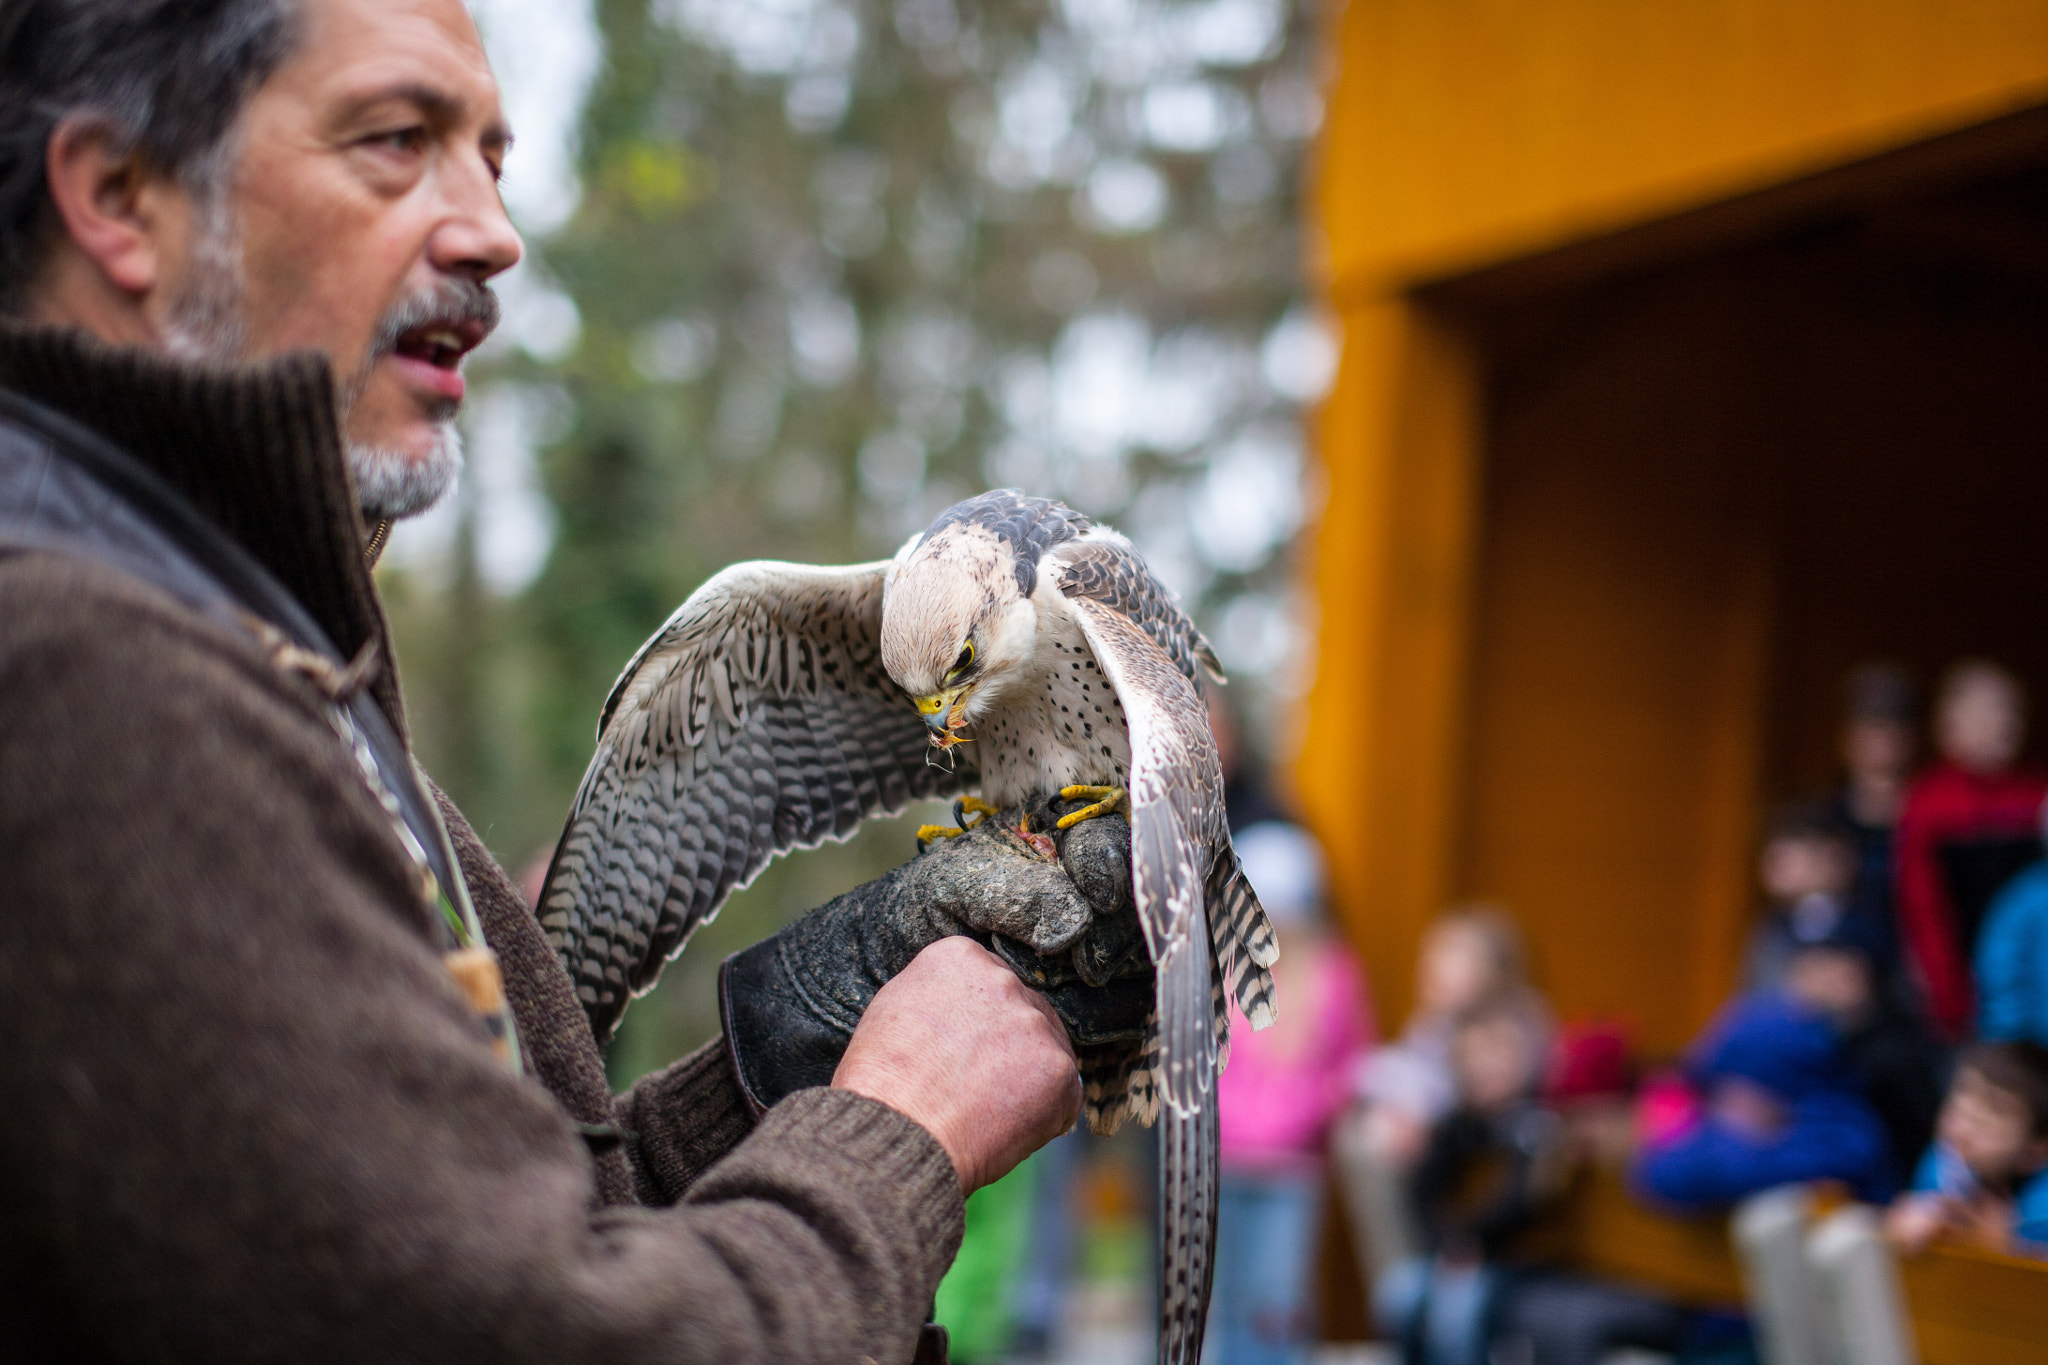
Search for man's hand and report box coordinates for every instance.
[832,937,1081,1192]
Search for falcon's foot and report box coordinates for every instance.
[916,795,1003,851]
[954,796,1000,829]
[1055,784,1127,829]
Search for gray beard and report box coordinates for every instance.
[159,186,468,523]
[348,425,465,521]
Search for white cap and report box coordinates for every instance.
[1233,820,1325,927]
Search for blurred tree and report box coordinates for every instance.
[378,0,1332,1078]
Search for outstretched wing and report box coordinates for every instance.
[539,560,977,1042]
[1057,532,1276,1365]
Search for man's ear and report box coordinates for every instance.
[43,117,170,296]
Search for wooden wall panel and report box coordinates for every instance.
[1456,275,1776,1053]
[1754,253,2048,797]
[1295,299,1482,1030]
[1317,0,2048,299]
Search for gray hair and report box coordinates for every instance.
[0,0,299,310]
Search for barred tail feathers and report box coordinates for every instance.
[1206,850,1277,1031]
[1079,1033,1157,1135]
[1156,920,1220,1365]
[1083,851,1271,1134]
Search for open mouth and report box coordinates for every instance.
[386,316,487,404]
[392,318,485,371]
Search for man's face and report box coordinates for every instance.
[226,0,519,512]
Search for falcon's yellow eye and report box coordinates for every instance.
[947,641,975,679]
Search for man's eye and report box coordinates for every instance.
[367,127,426,155]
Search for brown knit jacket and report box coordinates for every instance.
[0,327,963,1362]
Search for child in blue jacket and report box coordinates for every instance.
[1887,1041,2048,1257]
[1634,994,1895,1211]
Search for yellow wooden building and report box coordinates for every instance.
[1298,11,2048,1352]
[1302,0,2048,1053]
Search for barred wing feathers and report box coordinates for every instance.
[1056,533,1222,687]
[1056,534,1278,1033]
[1057,535,1278,1365]
[540,560,978,1043]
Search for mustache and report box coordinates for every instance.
[370,276,500,357]
[338,277,500,420]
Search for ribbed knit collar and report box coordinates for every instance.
[0,323,406,735]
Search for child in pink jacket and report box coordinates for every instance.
[1210,821,1375,1364]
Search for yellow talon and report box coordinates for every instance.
[954,796,1000,830]
[1055,784,1127,829]
[915,823,965,850]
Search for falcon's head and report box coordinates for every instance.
[880,490,1087,746]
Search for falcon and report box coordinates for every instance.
[539,489,1279,1363]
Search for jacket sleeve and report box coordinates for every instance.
[0,555,963,1365]
[2013,1172,2048,1250]
[1976,866,2048,1042]
[622,1040,759,1204]
[1894,782,1971,1036]
[1632,1101,1892,1212]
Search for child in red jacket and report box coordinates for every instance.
[1895,661,2046,1037]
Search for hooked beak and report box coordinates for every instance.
[915,688,973,747]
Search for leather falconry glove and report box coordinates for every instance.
[719,795,1153,1114]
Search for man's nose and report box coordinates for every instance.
[430,161,523,283]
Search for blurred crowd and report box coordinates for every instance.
[1344,659,2048,1365]
[941,661,2048,1365]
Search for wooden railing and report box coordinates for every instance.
[1551,1168,2048,1363]
[1895,1241,2048,1364]
[1548,1167,1745,1306]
